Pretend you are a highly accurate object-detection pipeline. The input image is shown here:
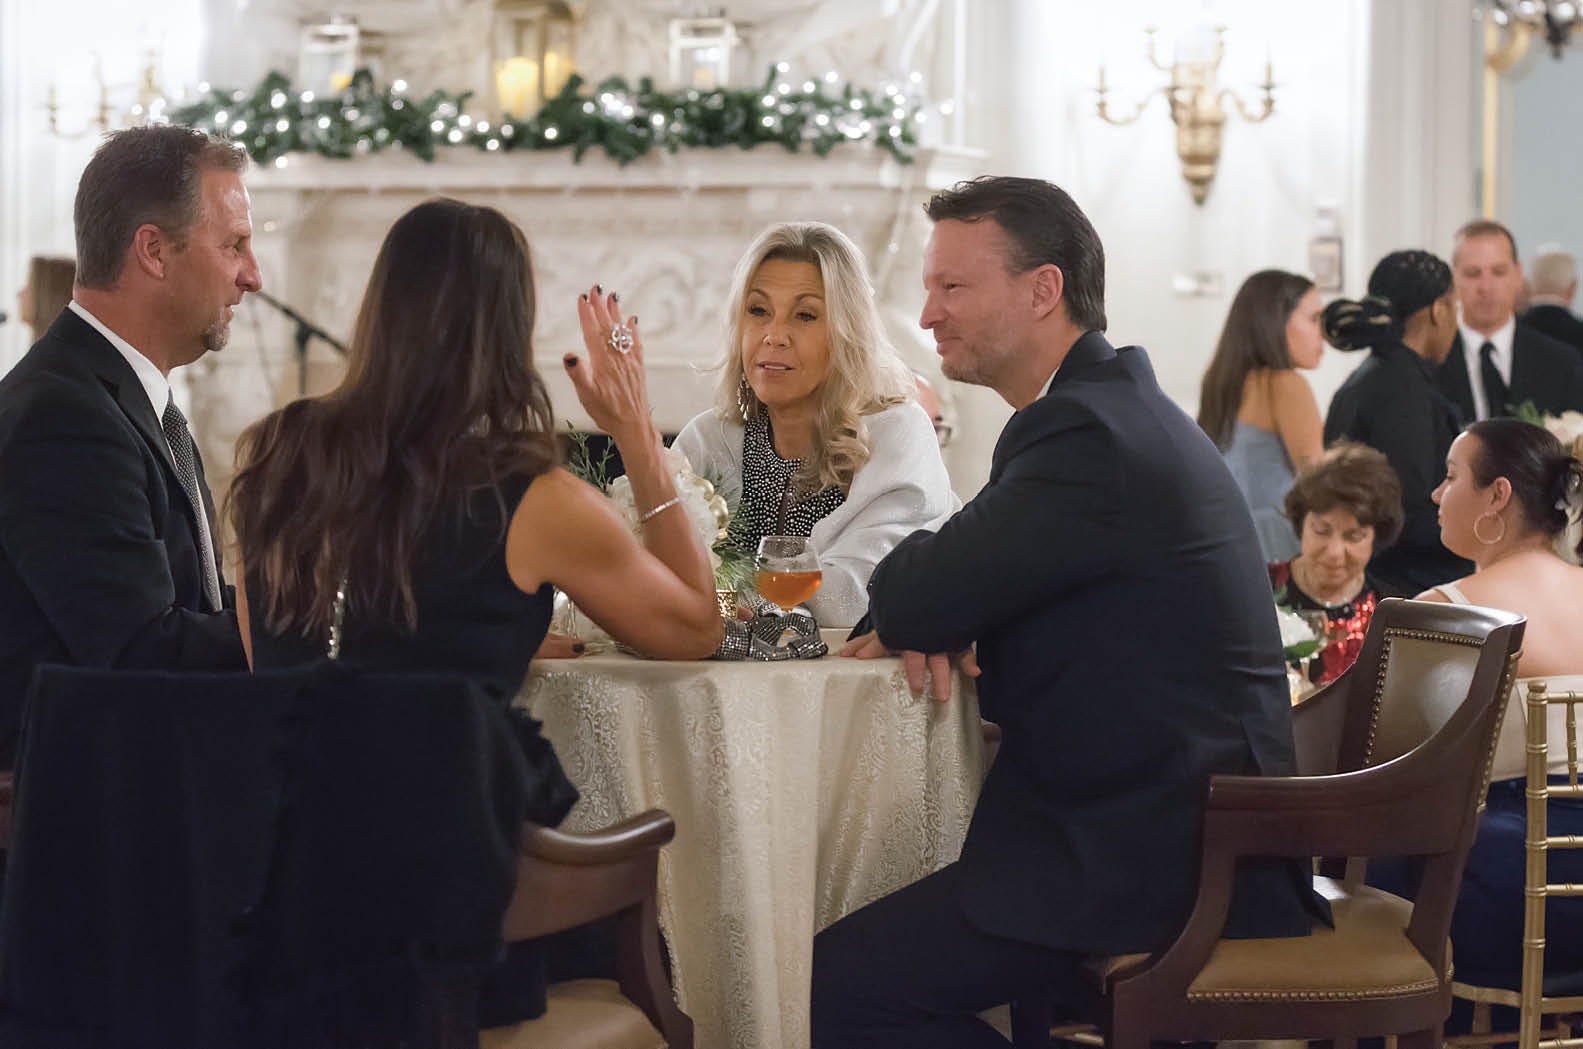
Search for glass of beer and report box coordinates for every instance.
[754,535,822,613]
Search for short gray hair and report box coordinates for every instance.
[74,126,248,289]
[1530,245,1577,296]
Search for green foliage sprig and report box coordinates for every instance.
[168,65,923,167]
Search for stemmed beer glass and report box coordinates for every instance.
[753,536,822,613]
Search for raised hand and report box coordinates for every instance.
[564,285,653,446]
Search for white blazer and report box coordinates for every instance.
[673,401,960,628]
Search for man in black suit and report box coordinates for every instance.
[1522,246,1583,358]
[1436,220,1583,421]
[810,177,1318,1048]
[0,126,259,766]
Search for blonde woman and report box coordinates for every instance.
[673,221,958,628]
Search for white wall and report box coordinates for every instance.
[917,0,1479,499]
[1504,44,1583,270]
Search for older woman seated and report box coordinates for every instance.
[1268,442,1404,685]
[674,221,957,628]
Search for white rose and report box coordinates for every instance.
[1275,606,1316,647]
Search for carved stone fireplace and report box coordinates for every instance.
[188,143,981,501]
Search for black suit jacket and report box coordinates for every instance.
[1435,323,1583,420]
[1521,303,1583,358]
[866,332,1318,955]
[0,308,246,765]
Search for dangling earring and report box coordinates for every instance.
[1473,510,1506,545]
[737,376,755,419]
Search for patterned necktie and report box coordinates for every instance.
[160,394,222,611]
[1479,340,1511,418]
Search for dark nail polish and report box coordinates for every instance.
[563,355,578,367]
[572,642,586,653]
[629,315,638,325]
[594,284,603,294]
[580,293,588,302]
[610,292,619,303]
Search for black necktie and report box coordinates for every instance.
[161,394,222,610]
[1479,340,1511,418]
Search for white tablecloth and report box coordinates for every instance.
[520,628,984,1049]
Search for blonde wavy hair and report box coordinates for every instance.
[713,221,914,492]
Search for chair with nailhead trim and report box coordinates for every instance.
[1011,598,1526,1049]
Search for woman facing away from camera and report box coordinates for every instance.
[1322,249,1473,595]
[1198,269,1327,561]
[1368,417,1583,1007]
[672,220,958,628]
[227,198,723,1023]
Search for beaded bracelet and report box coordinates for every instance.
[639,495,682,524]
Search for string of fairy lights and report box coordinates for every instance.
[166,65,948,168]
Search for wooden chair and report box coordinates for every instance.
[480,810,694,1049]
[1447,680,1583,1049]
[1010,598,1526,1049]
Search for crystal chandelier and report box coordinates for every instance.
[1481,1,1581,58]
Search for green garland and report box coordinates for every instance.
[168,66,923,166]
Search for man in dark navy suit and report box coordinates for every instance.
[810,177,1319,1048]
[0,126,258,766]
[1437,220,1583,421]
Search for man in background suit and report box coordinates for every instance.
[1522,246,1583,357]
[1436,220,1583,421]
[811,177,1319,1048]
[0,126,259,766]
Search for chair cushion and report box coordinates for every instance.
[479,978,667,1049]
[1103,885,1446,1003]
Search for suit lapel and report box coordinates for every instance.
[51,311,184,483]
[1437,333,1476,422]
[990,331,1118,478]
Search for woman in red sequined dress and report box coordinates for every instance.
[1268,443,1404,684]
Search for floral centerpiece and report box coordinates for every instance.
[558,431,744,639]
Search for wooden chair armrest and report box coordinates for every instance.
[519,809,675,866]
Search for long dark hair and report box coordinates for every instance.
[1465,418,1583,558]
[1197,269,1314,449]
[229,198,559,640]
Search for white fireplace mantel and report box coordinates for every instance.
[193,143,984,498]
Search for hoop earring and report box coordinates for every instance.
[737,376,756,419]
[1473,510,1506,545]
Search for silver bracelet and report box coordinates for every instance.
[639,495,682,523]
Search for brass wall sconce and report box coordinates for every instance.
[1096,27,1277,205]
[47,49,166,139]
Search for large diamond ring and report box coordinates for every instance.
[607,324,635,355]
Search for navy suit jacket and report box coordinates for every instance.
[1435,323,1583,420]
[1521,304,1583,358]
[866,332,1320,954]
[0,309,246,765]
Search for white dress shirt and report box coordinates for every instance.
[1459,314,1516,421]
[67,300,220,598]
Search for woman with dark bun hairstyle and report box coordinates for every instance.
[1322,249,1471,594]
[1369,417,1583,1005]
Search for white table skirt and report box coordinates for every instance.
[520,629,984,1049]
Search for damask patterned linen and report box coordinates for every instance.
[520,629,984,1049]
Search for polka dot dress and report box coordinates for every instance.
[734,411,845,557]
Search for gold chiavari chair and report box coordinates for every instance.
[1450,680,1583,1049]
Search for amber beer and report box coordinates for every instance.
[754,568,822,609]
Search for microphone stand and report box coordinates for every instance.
[250,290,347,396]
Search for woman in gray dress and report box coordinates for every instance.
[1198,269,1327,561]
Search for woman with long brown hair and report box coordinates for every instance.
[1197,269,1326,561]
[231,196,721,682]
